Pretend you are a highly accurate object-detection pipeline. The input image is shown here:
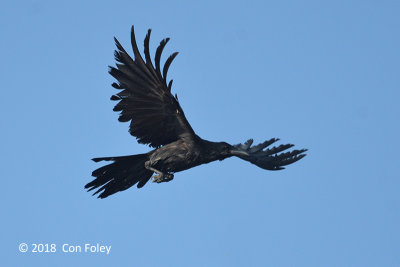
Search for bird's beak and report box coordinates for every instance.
[229,149,249,157]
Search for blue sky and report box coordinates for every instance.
[1,0,399,266]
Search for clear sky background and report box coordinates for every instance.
[1,0,399,266]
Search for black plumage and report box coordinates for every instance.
[85,26,307,198]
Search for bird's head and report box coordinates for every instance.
[213,141,249,161]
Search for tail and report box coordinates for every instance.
[85,153,153,198]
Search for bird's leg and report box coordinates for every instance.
[144,161,174,183]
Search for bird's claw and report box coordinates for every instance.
[152,173,174,183]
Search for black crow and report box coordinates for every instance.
[85,26,307,198]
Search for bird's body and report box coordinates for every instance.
[85,26,307,198]
[148,137,232,173]
[148,137,201,173]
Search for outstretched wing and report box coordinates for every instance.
[109,26,195,148]
[232,138,307,170]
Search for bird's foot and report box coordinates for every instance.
[145,162,174,183]
[152,172,174,183]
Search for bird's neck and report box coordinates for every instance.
[198,138,230,162]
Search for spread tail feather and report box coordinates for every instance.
[85,153,153,198]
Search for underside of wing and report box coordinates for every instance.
[109,26,195,148]
[232,138,307,170]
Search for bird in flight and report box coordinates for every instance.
[85,26,307,198]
